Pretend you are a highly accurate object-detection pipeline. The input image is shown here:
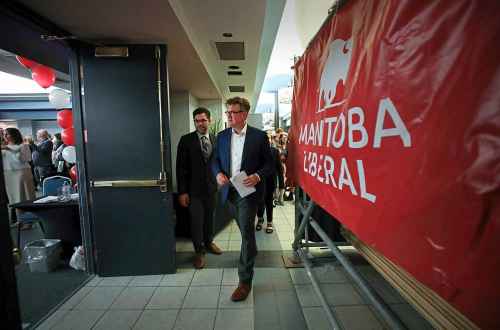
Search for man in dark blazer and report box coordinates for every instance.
[211,97,273,301]
[31,129,54,186]
[177,107,222,269]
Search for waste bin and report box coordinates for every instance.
[24,239,62,272]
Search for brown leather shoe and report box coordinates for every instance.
[193,253,206,269]
[230,282,252,302]
[205,242,223,255]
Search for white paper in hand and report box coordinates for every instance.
[230,171,256,198]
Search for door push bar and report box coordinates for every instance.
[155,46,168,188]
[90,179,167,192]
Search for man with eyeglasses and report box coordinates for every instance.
[177,107,222,269]
[211,96,273,301]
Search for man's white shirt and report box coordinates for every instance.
[230,124,247,178]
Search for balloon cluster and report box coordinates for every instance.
[17,55,77,183]
[57,108,77,184]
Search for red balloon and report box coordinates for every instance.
[16,56,38,69]
[57,109,73,129]
[61,127,75,146]
[31,65,56,88]
[69,165,77,183]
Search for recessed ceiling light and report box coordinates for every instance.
[228,65,240,70]
[229,85,245,92]
[222,32,233,38]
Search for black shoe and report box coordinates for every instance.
[256,217,264,231]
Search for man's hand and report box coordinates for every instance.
[178,193,190,207]
[216,173,229,186]
[243,174,260,187]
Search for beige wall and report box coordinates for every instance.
[169,91,195,191]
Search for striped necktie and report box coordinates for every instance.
[201,136,211,160]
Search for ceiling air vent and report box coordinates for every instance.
[229,85,245,93]
[215,42,245,60]
[227,71,243,76]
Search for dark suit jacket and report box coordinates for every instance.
[267,146,283,191]
[32,139,53,167]
[211,125,273,203]
[176,131,216,198]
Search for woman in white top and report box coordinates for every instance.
[2,127,35,222]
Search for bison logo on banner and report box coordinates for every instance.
[318,38,353,112]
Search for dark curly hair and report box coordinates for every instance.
[5,127,23,145]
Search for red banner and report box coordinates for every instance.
[288,1,500,328]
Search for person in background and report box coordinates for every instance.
[272,131,280,148]
[23,136,38,189]
[2,128,35,223]
[211,96,273,302]
[176,107,222,269]
[276,136,287,206]
[52,143,70,177]
[31,129,54,187]
[51,132,71,176]
[278,132,288,151]
[283,132,296,202]
[255,137,282,233]
[52,133,63,157]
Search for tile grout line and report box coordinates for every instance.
[172,269,203,329]
[90,285,128,329]
[132,283,163,327]
[211,269,225,330]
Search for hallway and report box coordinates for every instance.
[36,201,432,330]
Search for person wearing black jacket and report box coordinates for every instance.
[176,107,222,269]
[256,143,282,233]
[31,129,54,186]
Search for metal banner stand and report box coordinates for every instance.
[290,187,406,330]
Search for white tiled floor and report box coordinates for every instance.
[37,269,260,330]
[37,201,432,330]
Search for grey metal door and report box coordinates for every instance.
[77,45,175,276]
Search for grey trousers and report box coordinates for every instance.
[188,195,215,253]
[227,189,258,284]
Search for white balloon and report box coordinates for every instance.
[62,146,76,164]
[49,88,71,109]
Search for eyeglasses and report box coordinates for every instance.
[225,110,244,116]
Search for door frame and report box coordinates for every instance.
[0,152,21,330]
[68,45,97,274]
